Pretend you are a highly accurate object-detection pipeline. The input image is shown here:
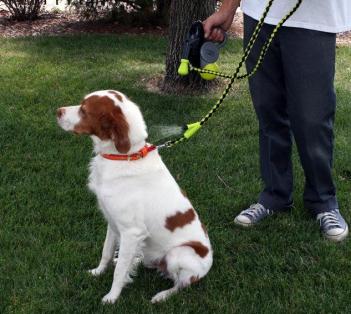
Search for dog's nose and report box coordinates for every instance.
[56,108,65,119]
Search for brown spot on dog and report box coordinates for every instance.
[74,95,131,153]
[182,241,209,258]
[108,90,123,102]
[165,208,196,232]
[201,223,208,237]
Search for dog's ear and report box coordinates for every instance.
[107,107,131,153]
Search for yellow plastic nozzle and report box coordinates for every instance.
[184,122,202,139]
[200,63,219,80]
[178,59,190,76]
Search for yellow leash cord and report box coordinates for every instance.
[159,0,303,150]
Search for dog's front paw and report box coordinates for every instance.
[88,266,106,277]
[102,292,119,304]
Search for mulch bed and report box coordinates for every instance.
[0,11,165,37]
[1,9,350,46]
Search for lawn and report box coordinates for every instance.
[0,34,350,314]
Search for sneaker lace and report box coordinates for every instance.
[319,211,342,229]
[242,204,270,219]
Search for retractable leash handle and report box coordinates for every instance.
[178,21,226,80]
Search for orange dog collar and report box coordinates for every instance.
[101,145,157,161]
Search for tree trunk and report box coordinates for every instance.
[162,0,216,93]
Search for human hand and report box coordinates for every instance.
[203,0,239,42]
[203,12,231,42]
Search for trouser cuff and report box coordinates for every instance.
[305,198,339,217]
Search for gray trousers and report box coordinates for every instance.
[244,14,338,215]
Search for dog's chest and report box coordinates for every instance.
[87,157,139,208]
[87,158,122,198]
[87,159,126,222]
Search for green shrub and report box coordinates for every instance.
[0,0,45,20]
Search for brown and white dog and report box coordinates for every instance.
[56,90,212,304]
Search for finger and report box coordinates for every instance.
[214,28,221,42]
[216,28,226,42]
[217,29,225,42]
[203,19,212,39]
[208,27,218,41]
[212,28,223,42]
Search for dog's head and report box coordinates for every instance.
[56,90,148,153]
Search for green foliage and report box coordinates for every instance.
[0,35,351,313]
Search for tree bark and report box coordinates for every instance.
[162,0,216,93]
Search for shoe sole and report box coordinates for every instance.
[323,225,349,242]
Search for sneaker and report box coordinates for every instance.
[317,209,349,242]
[234,203,273,227]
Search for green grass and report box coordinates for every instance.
[0,34,351,314]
